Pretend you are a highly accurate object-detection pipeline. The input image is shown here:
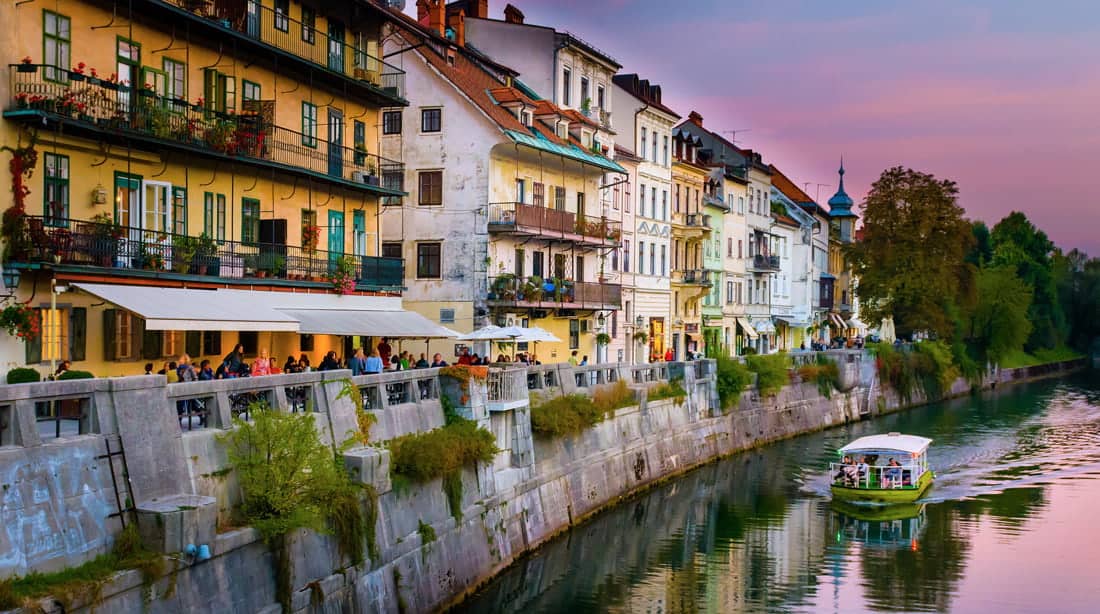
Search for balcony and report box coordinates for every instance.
[7,215,404,291]
[6,66,404,199]
[143,0,406,106]
[703,193,729,212]
[487,202,621,248]
[748,254,781,272]
[672,269,713,287]
[487,275,622,311]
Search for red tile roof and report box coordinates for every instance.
[768,164,815,204]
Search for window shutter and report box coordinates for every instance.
[103,309,117,361]
[70,307,87,362]
[186,331,201,357]
[204,331,221,356]
[142,326,162,361]
[132,315,146,361]
[25,309,43,364]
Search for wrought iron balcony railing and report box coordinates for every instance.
[673,268,714,286]
[487,275,622,310]
[684,212,713,229]
[749,254,781,271]
[8,215,404,290]
[487,202,622,248]
[7,66,404,198]
[159,0,405,103]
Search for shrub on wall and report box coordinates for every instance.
[647,379,687,404]
[6,367,40,384]
[715,356,752,410]
[529,394,604,437]
[590,379,636,413]
[869,340,960,402]
[796,354,841,398]
[57,370,94,380]
[746,354,790,396]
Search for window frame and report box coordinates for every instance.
[274,0,290,32]
[301,102,318,148]
[240,197,260,245]
[241,79,261,103]
[382,110,402,135]
[301,5,316,44]
[416,242,442,279]
[43,10,71,84]
[420,107,442,133]
[43,153,70,228]
[562,66,572,106]
[172,187,187,235]
[417,170,443,207]
[163,58,187,102]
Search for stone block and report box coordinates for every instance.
[344,447,392,494]
[136,494,217,554]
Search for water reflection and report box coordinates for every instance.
[457,374,1100,614]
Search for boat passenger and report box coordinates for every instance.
[857,456,870,487]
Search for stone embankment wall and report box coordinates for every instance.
[0,354,1084,613]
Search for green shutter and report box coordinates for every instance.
[186,331,201,357]
[204,331,221,356]
[102,309,117,361]
[142,327,162,360]
[25,309,42,364]
[70,307,86,362]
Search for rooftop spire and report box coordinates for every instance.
[827,156,856,217]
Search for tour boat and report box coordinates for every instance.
[830,501,927,550]
[830,432,933,504]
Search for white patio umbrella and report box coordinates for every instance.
[459,325,513,341]
[522,326,561,343]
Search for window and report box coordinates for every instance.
[203,192,225,241]
[418,171,442,206]
[650,244,656,276]
[40,307,70,362]
[727,238,733,258]
[623,240,630,273]
[242,80,261,103]
[440,308,456,324]
[652,187,658,220]
[639,184,646,218]
[520,110,531,126]
[43,153,69,227]
[675,184,681,213]
[354,120,366,165]
[553,186,566,210]
[241,198,260,244]
[163,331,179,358]
[727,281,735,304]
[163,58,186,101]
[274,0,289,32]
[420,108,441,133]
[562,67,571,105]
[638,241,645,274]
[302,102,318,147]
[43,11,71,83]
[203,68,235,114]
[381,242,402,258]
[172,187,187,235]
[652,132,658,163]
[532,251,544,277]
[515,178,526,203]
[580,76,589,108]
[416,242,441,279]
[640,127,647,159]
[660,245,666,276]
[532,182,545,207]
[611,248,618,271]
[238,331,258,356]
[662,190,668,221]
[382,110,402,135]
[569,319,579,349]
[301,6,316,43]
[299,334,314,353]
[739,196,745,214]
[597,85,605,110]
[663,135,669,166]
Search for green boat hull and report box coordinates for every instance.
[831,470,933,504]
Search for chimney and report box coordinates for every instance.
[469,0,488,19]
[688,111,704,127]
[448,10,466,47]
[418,0,446,35]
[416,0,429,25]
[504,3,525,24]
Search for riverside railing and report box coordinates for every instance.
[0,378,105,444]
[486,365,528,410]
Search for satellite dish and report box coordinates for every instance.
[387,0,407,10]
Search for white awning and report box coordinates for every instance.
[847,318,867,330]
[280,308,458,338]
[754,319,776,334]
[736,317,759,340]
[73,283,299,332]
[829,313,847,329]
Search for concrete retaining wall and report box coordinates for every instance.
[0,356,1084,613]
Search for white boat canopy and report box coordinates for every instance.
[839,433,932,455]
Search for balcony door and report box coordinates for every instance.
[245,0,260,39]
[143,181,173,269]
[114,173,141,268]
[327,107,344,178]
[328,20,345,73]
[352,210,367,257]
[116,38,140,112]
[328,210,345,268]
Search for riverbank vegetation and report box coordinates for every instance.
[529,380,637,437]
[847,167,1099,376]
[647,379,687,403]
[715,356,752,410]
[796,354,842,398]
[746,354,790,396]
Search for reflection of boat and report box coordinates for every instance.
[830,502,927,550]
[830,432,933,503]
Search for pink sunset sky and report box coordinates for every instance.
[409,0,1100,255]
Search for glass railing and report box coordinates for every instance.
[7,65,404,195]
[8,215,404,289]
[159,0,405,101]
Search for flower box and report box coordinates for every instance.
[17,63,37,74]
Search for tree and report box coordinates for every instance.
[845,167,975,339]
[967,266,1033,363]
[1055,249,1100,352]
[965,221,992,267]
[990,211,1063,350]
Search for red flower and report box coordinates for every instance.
[21,56,32,65]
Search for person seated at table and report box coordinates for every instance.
[283,356,298,374]
[431,353,448,367]
[364,350,384,374]
[457,349,473,365]
[399,351,411,370]
[298,354,312,372]
[883,458,902,486]
[252,349,272,376]
[197,360,214,381]
[415,353,430,368]
[318,351,340,371]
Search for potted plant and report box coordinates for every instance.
[302,224,320,253]
[258,252,285,278]
[492,273,517,300]
[0,302,40,342]
[633,331,649,344]
[580,97,592,115]
[327,255,357,294]
[193,232,218,275]
[89,212,124,266]
[523,275,544,302]
[70,62,87,82]
[171,235,197,273]
[596,332,612,346]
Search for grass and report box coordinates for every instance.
[0,524,162,610]
[529,394,605,437]
[591,379,637,413]
[746,354,790,396]
[715,356,752,410]
[1000,345,1084,368]
[647,380,687,404]
[796,354,841,398]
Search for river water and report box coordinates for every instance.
[457,374,1100,613]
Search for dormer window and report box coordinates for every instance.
[557,122,568,139]
[446,49,456,66]
[520,110,532,126]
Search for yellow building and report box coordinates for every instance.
[0,0,424,377]
[669,129,711,358]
